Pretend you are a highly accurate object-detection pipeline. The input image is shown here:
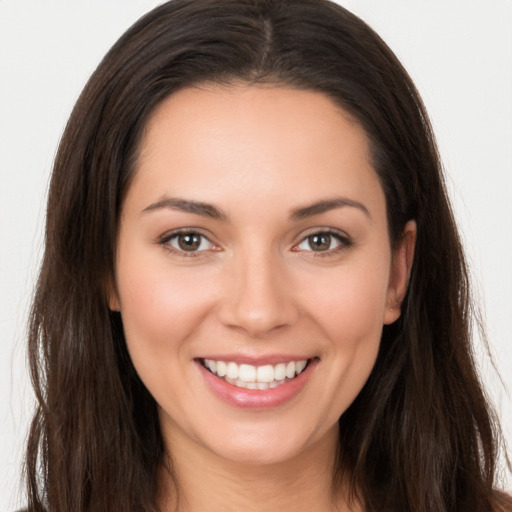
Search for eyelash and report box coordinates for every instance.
[292,229,352,258]
[158,228,352,258]
[158,229,217,258]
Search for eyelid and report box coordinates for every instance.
[156,226,352,257]
[158,228,220,256]
[292,227,352,254]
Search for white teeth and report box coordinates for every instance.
[216,361,227,377]
[256,365,274,383]
[295,360,307,374]
[226,362,239,379]
[286,361,296,379]
[202,358,310,389]
[274,363,286,381]
[239,364,256,383]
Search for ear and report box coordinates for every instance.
[106,276,121,312]
[383,220,416,325]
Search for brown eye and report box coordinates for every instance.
[177,233,201,251]
[294,230,350,254]
[165,231,214,253]
[307,234,332,251]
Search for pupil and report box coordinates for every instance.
[309,234,330,251]
[178,233,200,251]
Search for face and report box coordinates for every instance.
[110,85,415,466]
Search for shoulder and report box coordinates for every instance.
[493,490,512,512]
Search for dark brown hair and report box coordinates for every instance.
[25,1,511,511]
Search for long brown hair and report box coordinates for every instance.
[25,1,510,510]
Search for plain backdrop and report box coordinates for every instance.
[1,1,511,509]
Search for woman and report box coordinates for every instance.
[21,0,511,511]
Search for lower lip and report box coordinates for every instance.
[197,359,317,409]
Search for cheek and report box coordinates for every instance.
[302,260,391,345]
[115,248,216,365]
[298,262,389,417]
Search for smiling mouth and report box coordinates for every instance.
[199,358,312,390]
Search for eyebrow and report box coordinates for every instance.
[290,197,371,220]
[142,197,228,220]
[141,195,371,221]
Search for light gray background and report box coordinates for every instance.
[1,1,511,509]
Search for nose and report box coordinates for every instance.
[217,248,299,337]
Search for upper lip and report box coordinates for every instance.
[196,354,316,366]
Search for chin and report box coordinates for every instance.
[208,439,308,466]
[190,418,338,468]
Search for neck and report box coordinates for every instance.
[157,424,359,512]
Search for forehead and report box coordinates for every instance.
[126,85,385,222]
[142,84,365,160]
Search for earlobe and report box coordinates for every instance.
[383,220,417,325]
[106,278,121,312]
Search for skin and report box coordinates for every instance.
[110,85,416,511]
